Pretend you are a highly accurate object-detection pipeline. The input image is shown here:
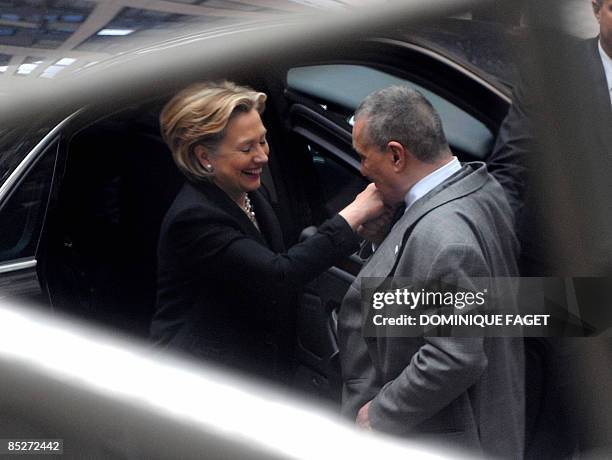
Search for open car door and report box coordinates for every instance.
[277,38,508,404]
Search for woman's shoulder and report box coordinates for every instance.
[162,181,238,229]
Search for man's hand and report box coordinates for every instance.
[356,400,372,430]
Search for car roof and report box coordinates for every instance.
[394,18,524,91]
[0,1,513,180]
[0,4,515,106]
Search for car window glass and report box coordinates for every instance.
[308,143,368,216]
[0,140,57,263]
[287,64,494,159]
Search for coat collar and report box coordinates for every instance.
[397,162,487,234]
[583,37,612,152]
[188,179,270,247]
[359,162,488,280]
[586,37,612,108]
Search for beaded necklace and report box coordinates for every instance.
[242,194,259,229]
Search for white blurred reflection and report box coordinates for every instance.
[561,0,600,38]
[55,58,77,66]
[97,28,135,36]
[0,302,450,460]
[40,65,65,79]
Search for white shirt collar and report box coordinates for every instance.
[404,156,462,211]
[598,39,612,106]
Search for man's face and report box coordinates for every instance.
[353,117,403,205]
[594,0,612,56]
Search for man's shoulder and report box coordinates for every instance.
[407,204,480,247]
[428,165,509,218]
[562,36,600,69]
[405,169,512,245]
[578,36,599,53]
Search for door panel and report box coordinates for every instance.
[288,130,363,402]
[294,268,355,403]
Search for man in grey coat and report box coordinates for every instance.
[339,86,524,457]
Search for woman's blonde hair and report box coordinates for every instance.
[160,81,267,181]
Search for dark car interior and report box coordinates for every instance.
[44,108,184,336]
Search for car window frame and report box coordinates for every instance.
[0,113,78,271]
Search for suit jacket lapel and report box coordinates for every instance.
[251,191,285,252]
[585,38,612,121]
[397,163,485,232]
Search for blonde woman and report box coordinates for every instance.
[151,81,384,381]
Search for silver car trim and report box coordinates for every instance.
[367,38,512,104]
[0,111,79,205]
[0,258,37,274]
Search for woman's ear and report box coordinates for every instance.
[193,144,210,168]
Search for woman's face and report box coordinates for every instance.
[199,108,269,203]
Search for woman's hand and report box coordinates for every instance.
[357,205,395,245]
[339,183,385,230]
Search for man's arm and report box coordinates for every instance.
[365,243,491,432]
[488,74,532,220]
[366,337,486,432]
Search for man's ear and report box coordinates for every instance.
[387,141,408,172]
[193,144,211,168]
[593,0,601,20]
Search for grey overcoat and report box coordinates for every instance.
[339,162,525,458]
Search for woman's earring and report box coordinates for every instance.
[204,164,215,173]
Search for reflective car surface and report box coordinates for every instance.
[0,298,455,459]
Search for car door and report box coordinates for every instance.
[278,36,510,404]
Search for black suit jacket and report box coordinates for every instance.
[489,36,612,458]
[490,36,612,274]
[151,180,359,381]
[582,37,612,130]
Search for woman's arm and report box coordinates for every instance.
[166,207,359,297]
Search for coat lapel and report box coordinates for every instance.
[191,180,269,247]
[585,38,612,125]
[250,191,285,252]
[359,163,488,280]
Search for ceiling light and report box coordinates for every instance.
[41,65,64,79]
[55,57,76,66]
[97,28,134,36]
[17,63,38,75]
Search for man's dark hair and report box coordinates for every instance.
[354,85,450,163]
